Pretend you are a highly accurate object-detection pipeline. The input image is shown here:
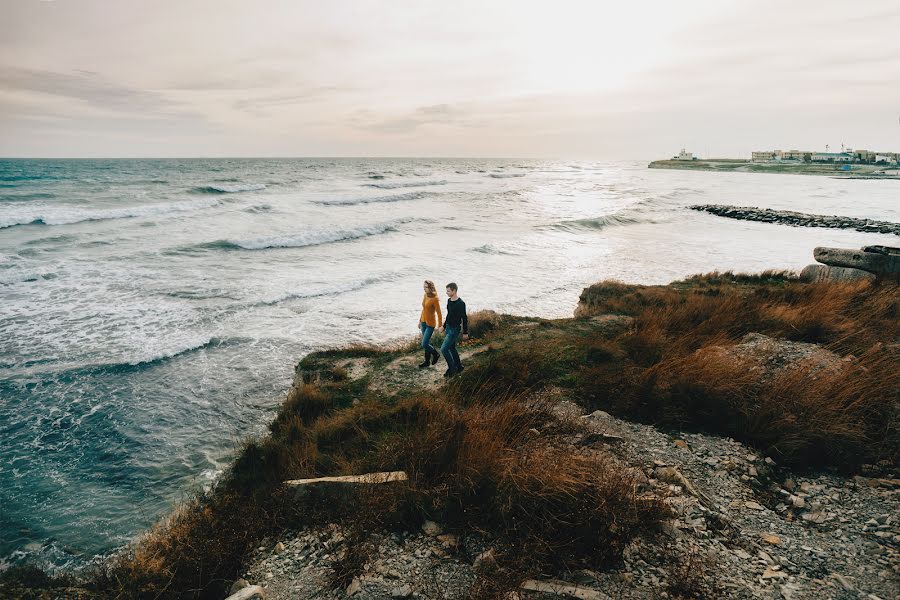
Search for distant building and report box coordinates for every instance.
[782,150,808,161]
[875,153,899,164]
[853,149,877,163]
[752,150,783,162]
[811,152,854,163]
[672,149,694,161]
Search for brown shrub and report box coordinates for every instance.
[574,276,899,470]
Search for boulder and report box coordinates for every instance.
[814,246,899,282]
[697,332,843,384]
[225,585,265,600]
[799,264,875,283]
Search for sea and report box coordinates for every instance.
[1,158,897,571]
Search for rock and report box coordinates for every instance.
[421,520,443,536]
[225,585,266,600]
[761,534,781,545]
[583,410,611,420]
[229,579,250,596]
[391,584,413,598]
[578,432,624,446]
[520,579,609,600]
[800,264,875,283]
[346,577,361,597]
[274,542,285,554]
[674,440,689,449]
[801,511,826,524]
[745,501,765,511]
[833,573,856,592]
[436,533,459,549]
[762,567,788,580]
[814,246,900,281]
[694,333,843,386]
[733,549,752,560]
[473,549,496,569]
[790,495,805,509]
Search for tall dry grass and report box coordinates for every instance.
[577,275,899,470]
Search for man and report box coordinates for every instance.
[439,282,468,377]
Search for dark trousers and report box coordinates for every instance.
[440,326,462,371]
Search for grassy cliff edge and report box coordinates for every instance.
[4,272,898,599]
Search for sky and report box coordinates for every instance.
[1,0,898,159]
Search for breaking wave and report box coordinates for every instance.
[364,180,447,190]
[544,212,647,232]
[0,198,222,229]
[312,191,433,206]
[488,173,526,178]
[192,218,416,251]
[192,183,267,194]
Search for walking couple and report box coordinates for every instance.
[419,280,468,378]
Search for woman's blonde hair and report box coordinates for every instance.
[424,280,438,297]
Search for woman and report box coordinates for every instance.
[418,280,443,368]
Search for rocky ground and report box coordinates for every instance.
[689,205,899,236]
[241,335,899,600]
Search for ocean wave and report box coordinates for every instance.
[469,244,520,256]
[312,191,433,206]
[191,183,267,194]
[0,198,222,229]
[364,180,447,190]
[255,275,385,306]
[194,218,415,251]
[488,173,526,178]
[243,203,274,213]
[0,192,58,202]
[545,213,645,232]
[7,337,247,380]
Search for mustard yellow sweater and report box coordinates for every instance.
[420,294,443,328]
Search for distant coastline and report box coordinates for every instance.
[648,158,900,179]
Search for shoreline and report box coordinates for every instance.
[649,159,900,179]
[690,204,900,236]
[4,268,897,600]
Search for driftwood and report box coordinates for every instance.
[283,471,408,487]
[224,585,265,600]
[520,579,611,600]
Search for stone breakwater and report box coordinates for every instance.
[690,204,900,236]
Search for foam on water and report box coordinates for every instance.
[0,197,222,229]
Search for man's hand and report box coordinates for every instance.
[439,326,445,334]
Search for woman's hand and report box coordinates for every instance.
[462,334,469,341]
[439,326,445,334]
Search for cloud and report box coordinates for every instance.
[233,87,349,115]
[0,66,179,114]
[353,103,482,133]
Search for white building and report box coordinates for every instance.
[810,152,854,163]
[673,149,693,161]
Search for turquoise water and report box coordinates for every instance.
[1,158,896,570]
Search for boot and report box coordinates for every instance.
[418,350,431,369]
[430,348,440,365]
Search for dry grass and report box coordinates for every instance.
[577,275,899,470]
[29,272,896,598]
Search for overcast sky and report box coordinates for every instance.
[1,0,898,158]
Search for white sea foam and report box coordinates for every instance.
[216,218,414,250]
[0,198,221,229]
[364,180,447,189]
[194,183,267,193]
[312,190,432,206]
